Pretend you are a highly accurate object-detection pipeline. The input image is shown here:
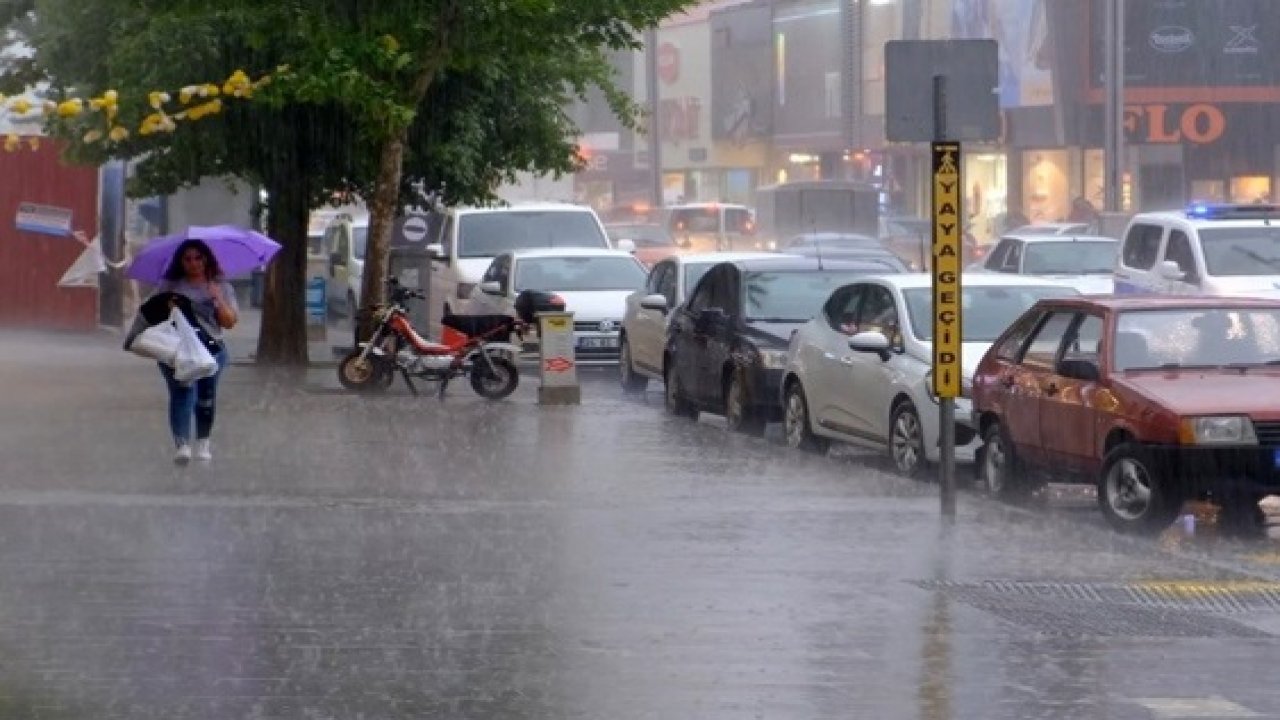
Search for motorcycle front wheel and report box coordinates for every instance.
[469,355,519,400]
[337,351,394,393]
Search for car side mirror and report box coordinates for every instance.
[1157,259,1186,281]
[479,280,503,296]
[1058,358,1101,382]
[426,242,445,260]
[639,293,669,312]
[614,239,636,253]
[848,331,891,360]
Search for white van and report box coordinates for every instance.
[423,203,619,334]
[321,213,370,316]
[1114,204,1280,299]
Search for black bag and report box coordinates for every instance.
[513,289,566,325]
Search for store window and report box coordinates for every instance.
[1023,150,1071,224]
[964,152,1008,245]
[1231,176,1272,204]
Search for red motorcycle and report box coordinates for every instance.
[337,279,525,400]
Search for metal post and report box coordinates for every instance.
[645,26,663,210]
[1103,0,1125,212]
[933,75,957,520]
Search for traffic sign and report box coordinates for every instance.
[931,142,962,398]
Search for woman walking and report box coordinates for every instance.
[152,240,239,464]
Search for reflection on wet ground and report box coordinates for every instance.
[0,330,1278,719]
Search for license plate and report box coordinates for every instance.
[578,337,618,349]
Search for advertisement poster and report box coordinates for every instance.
[952,0,1054,107]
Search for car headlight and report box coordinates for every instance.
[1178,416,1258,445]
[758,349,789,369]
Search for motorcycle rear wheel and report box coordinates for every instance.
[470,355,519,400]
[337,351,394,393]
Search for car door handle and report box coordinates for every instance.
[839,356,855,366]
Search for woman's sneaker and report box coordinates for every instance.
[174,439,192,465]
[193,439,212,462]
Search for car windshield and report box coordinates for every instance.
[514,256,647,292]
[904,285,1077,342]
[669,208,720,233]
[607,224,673,248]
[745,270,878,322]
[787,234,880,249]
[458,211,608,258]
[1114,308,1280,370]
[1199,228,1280,276]
[1021,241,1118,274]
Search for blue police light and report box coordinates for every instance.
[1187,202,1212,218]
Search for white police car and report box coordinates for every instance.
[1114,203,1280,299]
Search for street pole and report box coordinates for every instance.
[1103,0,1125,212]
[645,26,663,210]
[932,75,959,520]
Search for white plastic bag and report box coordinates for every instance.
[172,309,219,383]
[128,319,182,364]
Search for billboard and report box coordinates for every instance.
[1088,0,1280,89]
[710,2,773,144]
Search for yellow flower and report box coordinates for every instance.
[42,100,57,116]
[10,98,31,114]
[148,91,170,109]
[109,126,129,142]
[89,97,105,111]
[179,85,199,104]
[102,90,118,106]
[187,98,223,121]
[83,129,104,143]
[56,99,83,118]
[3,134,19,152]
[381,35,400,53]
[140,113,165,135]
[222,69,252,97]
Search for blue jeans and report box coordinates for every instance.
[159,347,229,444]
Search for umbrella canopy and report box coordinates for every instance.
[126,225,282,283]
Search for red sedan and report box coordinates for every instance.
[970,296,1280,533]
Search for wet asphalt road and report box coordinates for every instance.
[2,324,1280,719]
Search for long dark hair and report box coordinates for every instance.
[162,239,225,282]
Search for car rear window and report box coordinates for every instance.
[458,211,608,258]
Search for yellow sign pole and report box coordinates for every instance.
[932,141,962,518]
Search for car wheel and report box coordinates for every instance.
[725,370,765,437]
[1097,443,1181,534]
[889,401,928,479]
[783,382,828,453]
[619,336,648,393]
[664,362,698,419]
[980,420,1036,502]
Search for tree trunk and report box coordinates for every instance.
[256,177,311,365]
[356,131,408,341]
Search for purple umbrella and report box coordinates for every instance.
[126,225,283,282]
